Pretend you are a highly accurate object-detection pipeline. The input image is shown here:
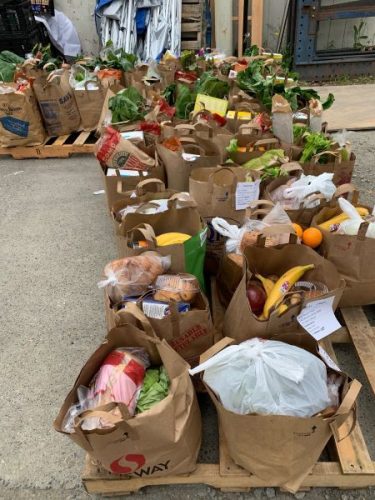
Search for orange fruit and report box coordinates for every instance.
[302,228,323,248]
[292,223,303,239]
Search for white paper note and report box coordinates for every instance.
[235,180,261,210]
[297,296,341,341]
[318,346,342,373]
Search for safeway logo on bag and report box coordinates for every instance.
[110,454,170,476]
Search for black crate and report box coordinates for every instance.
[0,0,37,36]
[0,24,49,56]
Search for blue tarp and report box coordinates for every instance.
[96,0,114,12]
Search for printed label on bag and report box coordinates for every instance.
[0,116,29,137]
[297,296,341,341]
[235,180,260,210]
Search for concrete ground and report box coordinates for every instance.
[0,131,374,500]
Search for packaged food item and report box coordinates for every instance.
[62,348,150,432]
[98,252,171,303]
[153,274,200,302]
[190,338,332,417]
[122,297,190,319]
[292,281,328,300]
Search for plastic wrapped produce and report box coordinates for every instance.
[98,252,171,303]
[62,348,150,432]
[191,338,332,417]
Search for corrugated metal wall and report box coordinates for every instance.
[262,0,375,52]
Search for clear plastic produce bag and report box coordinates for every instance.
[191,338,331,417]
[98,252,171,303]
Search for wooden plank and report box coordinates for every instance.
[182,4,201,18]
[319,338,374,475]
[232,16,252,22]
[237,0,244,57]
[251,0,264,47]
[341,307,375,394]
[82,457,375,494]
[52,135,70,146]
[181,40,201,50]
[181,21,202,32]
[74,131,90,146]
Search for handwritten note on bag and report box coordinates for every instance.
[297,296,341,341]
[235,180,261,210]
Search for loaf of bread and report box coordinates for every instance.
[153,274,199,303]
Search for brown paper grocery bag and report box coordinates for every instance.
[199,335,361,493]
[229,137,280,166]
[104,293,215,367]
[313,203,375,306]
[224,242,345,341]
[101,158,166,212]
[156,136,221,191]
[33,69,81,136]
[0,82,46,147]
[301,150,355,186]
[54,321,201,476]
[115,201,207,288]
[73,80,106,131]
[189,166,260,271]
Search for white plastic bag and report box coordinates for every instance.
[211,202,292,254]
[338,197,375,238]
[282,173,336,209]
[190,338,331,417]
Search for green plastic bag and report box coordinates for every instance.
[184,227,207,291]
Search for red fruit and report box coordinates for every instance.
[246,281,267,316]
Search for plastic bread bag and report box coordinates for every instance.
[153,273,200,303]
[211,202,292,254]
[98,252,171,303]
[62,348,150,432]
[190,338,332,417]
[337,197,375,238]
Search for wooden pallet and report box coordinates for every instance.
[0,130,98,159]
[181,0,203,50]
[82,295,375,495]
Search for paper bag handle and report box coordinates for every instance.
[208,167,238,188]
[329,379,362,442]
[280,162,303,174]
[135,178,166,196]
[117,174,144,194]
[126,223,156,246]
[253,138,279,150]
[123,302,157,337]
[245,199,274,219]
[256,224,297,247]
[332,183,359,205]
[312,150,340,165]
[199,337,235,364]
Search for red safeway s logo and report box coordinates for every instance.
[110,454,146,474]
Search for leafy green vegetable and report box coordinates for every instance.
[162,82,177,106]
[175,84,196,119]
[99,41,137,72]
[226,139,238,153]
[322,92,335,110]
[0,51,24,65]
[31,44,62,70]
[244,45,260,57]
[0,59,17,82]
[180,50,197,71]
[300,131,333,163]
[260,166,289,181]
[196,72,229,99]
[136,367,169,414]
[293,124,308,143]
[109,87,146,123]
[242,150,287,170]
[236,59,335,112]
